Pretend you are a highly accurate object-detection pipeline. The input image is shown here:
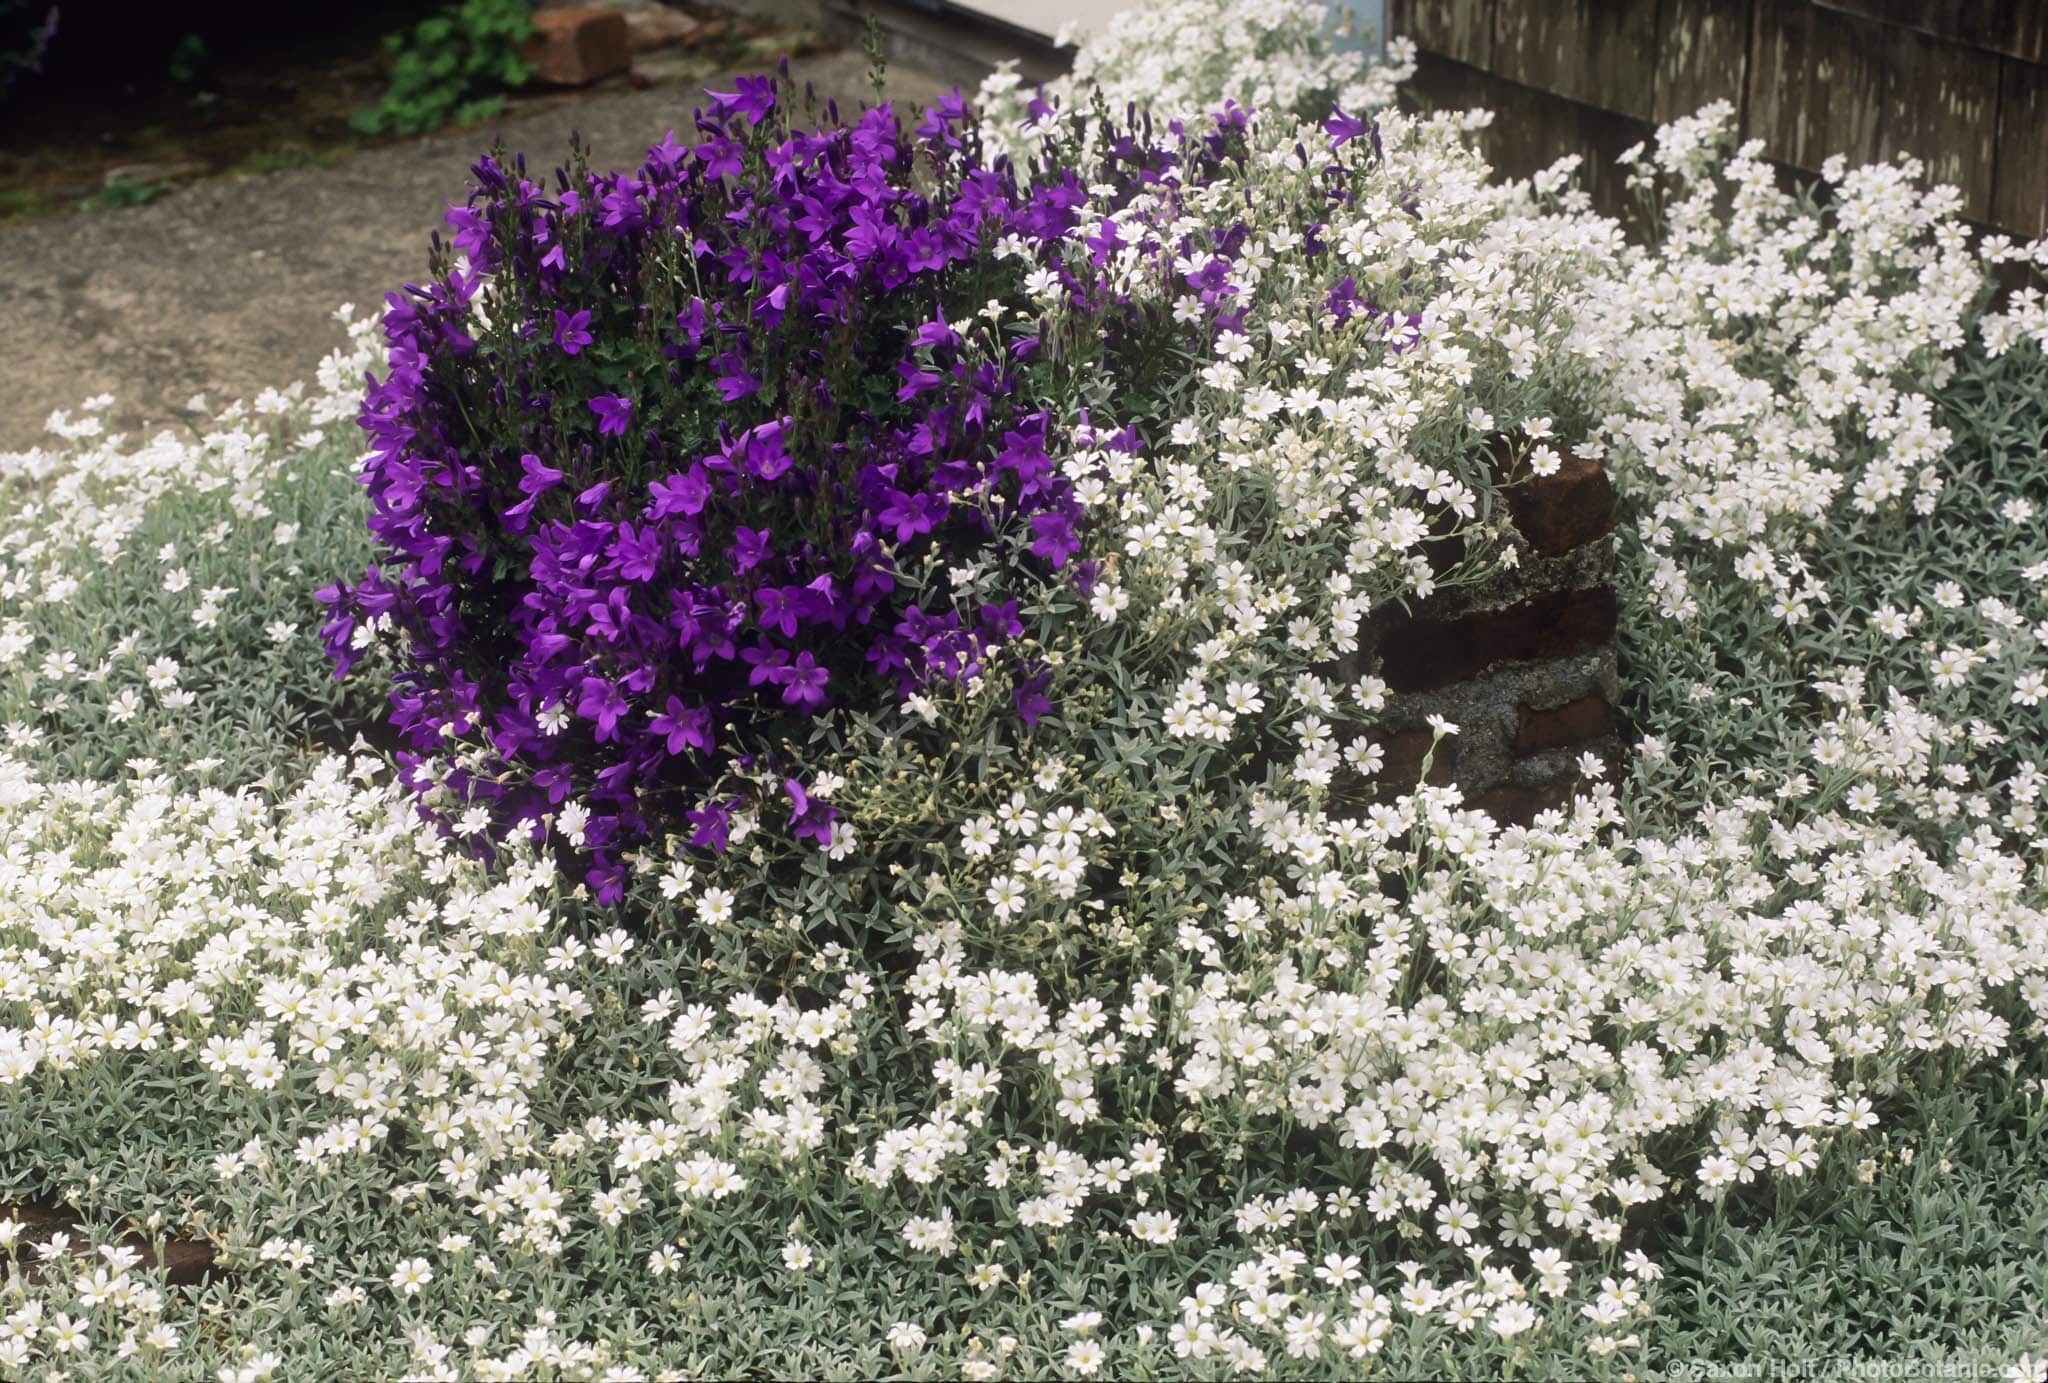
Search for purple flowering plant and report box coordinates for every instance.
[316,72,1235,898]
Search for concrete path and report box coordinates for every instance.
[0,50,953,452]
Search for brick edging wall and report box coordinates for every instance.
[1355,434,1621,827]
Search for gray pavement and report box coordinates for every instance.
[0,50,953,452]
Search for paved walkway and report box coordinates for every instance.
[0,50,952,452]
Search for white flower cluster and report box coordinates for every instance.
[978,0,1413,160]
[1011,101,1624,784]
[1593,104,1984,623]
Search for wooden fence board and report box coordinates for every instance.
[1389,0,1495,69]
[1747,1,1885,170]
[1493,0,1661,121]
[1880,27,1999,221]
[1401,51,1652,230]
[1399,0,2046,239]
[1653,0,1753,124]
[1993,55,2048,235]
[1815,0,2045,64]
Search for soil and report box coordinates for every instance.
[0,2,813,226]
[0,36,955,451]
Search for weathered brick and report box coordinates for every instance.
[1503,451,1615,556]
[1377,586,1617,693]
[1468,774,1583,828]
[523,6,631,86]
[1515,691,1615,754]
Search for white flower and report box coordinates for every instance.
[1065,1339,1107,1375]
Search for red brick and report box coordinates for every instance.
[142,1237,220,1286]
[1377,586,1617,693]
[1372,728,1456,788]
[1515,691,1614,754]
[1468,774,1583,828]
[3,1199,219,1286]
[1485,435,1616,556]
[523,7,630,86]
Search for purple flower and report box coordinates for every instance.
[979,601,1023,639]
[707,74,777,127]
[554,309,594,356]
[648,465,712,519]
[575,674,629,742]
[734,419,792,481]
[610,523,662,582]
[877,487,945,543]
[330,66,1176,882]
[771,651,831,711]
[1324,107,1373,148]
[727,526,771,573]
[712,358,761,404]
[915,88,968,149]
[740,644,789,690]
[687,799,733,852]
[519,452,565,496]
[650,696,713,755]
[1326,277,1362,323]
[695,135,743,180]
[785,777,837,847]
[910,315,959,351]
[1028,511,1081,568]
[589,394,634,436]
[1013,669,1054,727]
[755,584,803,638]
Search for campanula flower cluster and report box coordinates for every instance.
[318,76,1138,896]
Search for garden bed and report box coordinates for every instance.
[1,1,2045,1377]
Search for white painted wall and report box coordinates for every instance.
[945,0,1388,53]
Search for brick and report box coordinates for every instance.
[1515,691,1615,754]
[1468,774,1584,828]
[1377,586,1618,693]
[3,1199,218,1286]
[142,1237,219,1287]
[523,7,631,86]
[1487,436,1616,556]
[1372,728,1457,789]
[1422,501,1469,577]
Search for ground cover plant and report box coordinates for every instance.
[350,0,534,137]
[1,1,2046,1377]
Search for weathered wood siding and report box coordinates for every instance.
[1389,0,2047,236]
